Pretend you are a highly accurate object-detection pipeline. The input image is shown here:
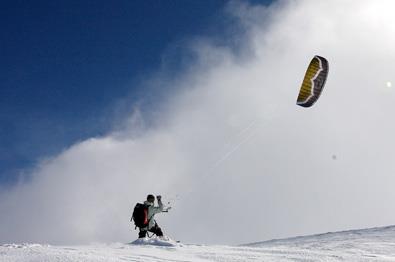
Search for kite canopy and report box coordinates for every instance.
[296,56,329,107]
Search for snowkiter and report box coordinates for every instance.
[137,194,165,238]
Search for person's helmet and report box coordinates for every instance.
[147,194,155,203]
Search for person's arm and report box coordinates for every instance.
[151,196,164,214]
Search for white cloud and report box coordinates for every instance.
[2,0,395,245]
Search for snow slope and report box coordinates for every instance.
[1,225,395,261]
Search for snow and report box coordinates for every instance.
[1,225,395,261]
[130,236,181,247]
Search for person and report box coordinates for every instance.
[139,194,165,238]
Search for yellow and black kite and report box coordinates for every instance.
[296,56,329,107]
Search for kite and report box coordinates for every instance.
[296,56,329,107]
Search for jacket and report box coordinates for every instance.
[143,200,164,230]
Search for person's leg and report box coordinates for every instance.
[149,224,164,237]
[139,228,147,238]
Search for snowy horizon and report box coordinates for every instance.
[2,224,395,261]
[2,0,395,246]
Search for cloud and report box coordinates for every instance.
[2,0,395,245]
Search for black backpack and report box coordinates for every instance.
[131,203,149,228]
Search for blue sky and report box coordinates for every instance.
[0,0,271,184]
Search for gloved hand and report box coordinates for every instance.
[156,195,162,201]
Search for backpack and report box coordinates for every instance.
[131,203,149,228]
